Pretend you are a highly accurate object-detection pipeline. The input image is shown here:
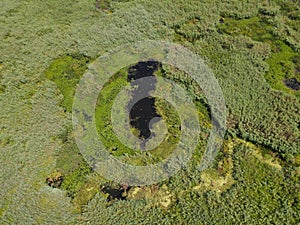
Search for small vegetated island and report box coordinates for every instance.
[0,0,299,224]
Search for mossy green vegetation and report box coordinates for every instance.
[44,53,100,209]
[47,125,98,209]
[217,16,274,42]
[218,16,300,99]
[266,40,299,95]
[95,68,133,156]
[45,53,91,112]
[60,162,92,198]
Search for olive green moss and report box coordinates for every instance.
[45,53,91,112]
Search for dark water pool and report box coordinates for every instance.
[284,78,300,91]
[127,61,162,140]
